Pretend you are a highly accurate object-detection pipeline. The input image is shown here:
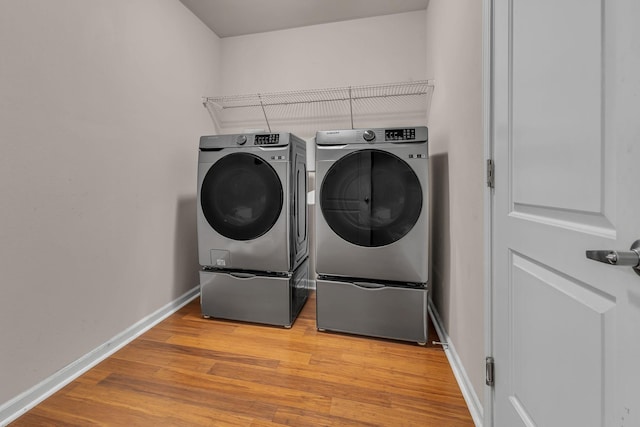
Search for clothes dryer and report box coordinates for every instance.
[314,127,429,283]
[197,132,308,273]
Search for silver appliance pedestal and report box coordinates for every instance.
[316,277,428,345]
[200,258,309,328]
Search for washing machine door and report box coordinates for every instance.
[320,149,422,247]
[201,153,283,241]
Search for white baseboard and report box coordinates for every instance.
[0,285,200,427]
[428,300,484,427]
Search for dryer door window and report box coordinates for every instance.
[201,153,283,241]
[320,149,422,247]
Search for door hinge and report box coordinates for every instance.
[486,356,495,386]
[486,159,495,188]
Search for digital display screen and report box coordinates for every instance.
[385,129,415,141]
[255,134,280,145]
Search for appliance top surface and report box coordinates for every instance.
[200,132,299,149]
[316,127,428,145]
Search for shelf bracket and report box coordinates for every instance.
[202,98,221,134]
[349,86,354,129]
[258,94,271,132]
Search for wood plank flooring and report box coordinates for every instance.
[10,292,474,426]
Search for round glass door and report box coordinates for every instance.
[320,149,422,247]
[201,153,283,241]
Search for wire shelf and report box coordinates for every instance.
[202,80,434,138]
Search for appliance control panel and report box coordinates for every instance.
[316,127,428,145]
[385,128,416,141]
[199,133,292,150]
[254,134,280,145]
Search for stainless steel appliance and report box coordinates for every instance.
[197,132,308,273]
[197,132,309,326]
[315,127,429,283]
[314,127,429,344]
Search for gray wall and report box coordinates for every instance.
[0,0,220,405]
[219,11,427,96]
[426,0,485,400]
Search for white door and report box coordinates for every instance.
[491,0,640,426]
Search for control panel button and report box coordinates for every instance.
[236,135,247,145]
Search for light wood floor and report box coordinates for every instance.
[11,292,473,426]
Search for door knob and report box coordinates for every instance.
[586,239,640,276]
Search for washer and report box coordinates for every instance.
[197,132,308,273]
[314,127,429,283]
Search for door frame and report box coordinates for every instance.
[482,0,494,425]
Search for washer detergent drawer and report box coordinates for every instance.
[200,259,309,328]
[316,278,428,344]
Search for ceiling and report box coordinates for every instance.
[179,0,430,38]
